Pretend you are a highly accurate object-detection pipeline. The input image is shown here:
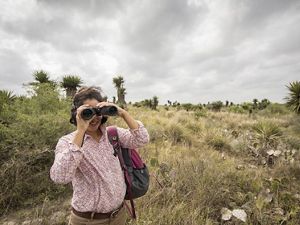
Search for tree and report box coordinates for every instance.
[181,103,193,111]
[61,75,83,98]
[210,101,223,112]
[253,99,258,109]
[152,96,159,110]
[113,76,126,107]
[29,70,56,88]
[258,99,271,110]
[33,70,51,84]
[285,81,300,114]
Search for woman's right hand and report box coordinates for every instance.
[75,104,95,132]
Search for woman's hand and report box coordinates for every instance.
[97,102,139,130]
[76,104,96,132]
[96,102,126,117]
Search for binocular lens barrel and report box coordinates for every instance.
[81,106,118,120]
[81,108,95,120]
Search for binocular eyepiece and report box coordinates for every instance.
[81,106,118,120]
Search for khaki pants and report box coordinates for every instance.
[68,205,127,225]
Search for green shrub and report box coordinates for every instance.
[252,121,282,148]
[205,131,231,151]
[0,149,71,215]
[207,101,223,112]
[259,103,290,116]
[0,84,74,215]
[164,123,192,146]
[228,105,246,114]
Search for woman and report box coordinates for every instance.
[50,87,149,225]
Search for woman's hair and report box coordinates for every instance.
[70,86,108,126]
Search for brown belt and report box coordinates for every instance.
[72,203,124,220]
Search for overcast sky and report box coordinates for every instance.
[0,0,299,104]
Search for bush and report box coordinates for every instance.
[259,103,290,115]
[252,121,283,148]
[0,85,73,215]
[228,105,246,114]
[0,148,71,215]
[207,101,223,112]
[205,130,231,151]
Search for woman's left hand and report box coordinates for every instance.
[96,102,126,117]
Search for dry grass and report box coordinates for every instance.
[1,105,300,225]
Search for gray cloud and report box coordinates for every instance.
[0,0,299,103]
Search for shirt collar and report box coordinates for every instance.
[84,124,107,141]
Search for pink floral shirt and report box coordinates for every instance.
[50,121,149,213]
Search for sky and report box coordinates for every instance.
[0,0,299,104]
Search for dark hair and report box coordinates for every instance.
[70,86,108,126]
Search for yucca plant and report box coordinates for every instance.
[252,121,282,148]
[33,70,50,83]
[29,70,56,89]
[285,81,300,114]
[112,76,126,106]
[152,96,159,110]
[61,75,83,98]
[0,90,16,104]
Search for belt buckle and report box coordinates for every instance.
[110,208,120,218]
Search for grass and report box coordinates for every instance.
[1,97,300,224]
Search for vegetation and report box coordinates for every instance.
[61,75,83,98]
[285,81,300,114]
[29,70,56,88]
[133,96,159,110]
[0,81,300,224]
[113,75,127,107]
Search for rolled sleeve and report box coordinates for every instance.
[50,138,84,184]
[117,121,150,149]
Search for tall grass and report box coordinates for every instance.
[1,88,300,224]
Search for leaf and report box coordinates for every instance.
[232,209,247,222]
[221,207,232,221]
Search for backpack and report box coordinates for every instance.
[107,126,150,219]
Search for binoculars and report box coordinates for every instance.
[81,106,118,120]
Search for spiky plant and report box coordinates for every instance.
[27,70,57,92]
[61,75,83,98]
[112,76,124,89]
[253,121,282,148]
[152,96,159,110]
[33,70,50,83]
[0,90,16,105]
[253,99,258,109]
[285,81,300,114]
[112,76,126,106]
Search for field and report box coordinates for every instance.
[0,87,300,224]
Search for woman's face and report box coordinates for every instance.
[82,98,103,132]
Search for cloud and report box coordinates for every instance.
[0,0,299,103]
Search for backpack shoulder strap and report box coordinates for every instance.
[107,126,121,157]
[107,126,119,145]
[107,126,137,219]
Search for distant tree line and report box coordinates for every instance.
[133,96,159,110]
[1,71,299,115]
